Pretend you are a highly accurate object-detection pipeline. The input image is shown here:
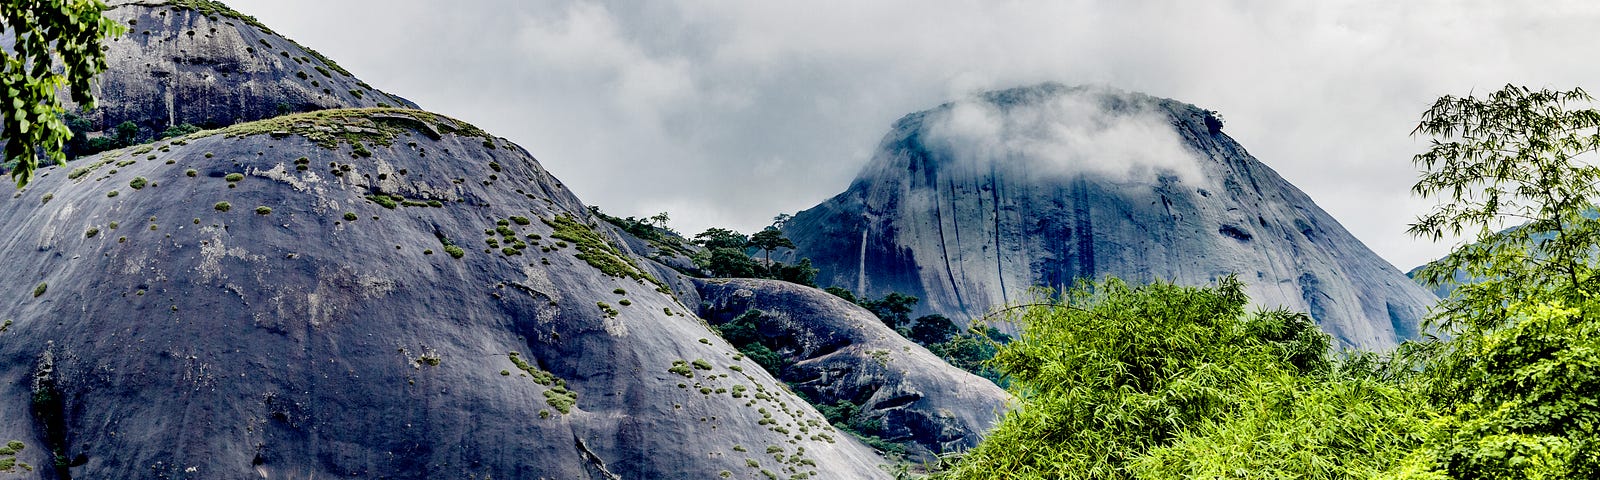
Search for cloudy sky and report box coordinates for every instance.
[228,0,1600,270]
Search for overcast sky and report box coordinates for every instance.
[228,0,1600,270]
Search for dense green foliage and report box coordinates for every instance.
[1391,85,1600,478]
[713,310,792,374]
[683,226,819,285]
[935,278,1425,479]
[2,0,124,187]
[937,84,1600,479]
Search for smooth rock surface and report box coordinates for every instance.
[696,278,1012,462]
[781,84,1438,350]
[69,0,416,138]
[0,110,888,479]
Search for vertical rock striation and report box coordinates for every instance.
[783,84,1436,350]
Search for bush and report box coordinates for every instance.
[255,206,271,215]
[668,361,693,378]
[934,278,1421,479]
[214,202,231,212]
[343,212,357,221]
[158,123,201,139]
[366,195,397,209]
[113,121,140,147]
[129,177,147,189]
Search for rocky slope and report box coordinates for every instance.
[781,84,1438,350]
[67,0,415,139]
[696,279,1010,462]
[0,110,889,479]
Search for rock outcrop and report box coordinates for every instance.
[69,0,416,139]
[696,278,1011,461]
[781,84,1438,350]
[0,109,890,479]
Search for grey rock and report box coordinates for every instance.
[781,84,1437,350]
[0,110,888,479]
[65,0,416,138]
[696,278,1011,462]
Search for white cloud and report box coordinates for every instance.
[219,0,1600,269]
[512,3,695,114]
[924,88,1208,187]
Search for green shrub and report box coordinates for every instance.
[668,360,694,378]
[85,227,99,238]
[343,212,357,221]
[32,282,46,297]
[444,245,465,259]
[366,195,397,209]
[543,214,664,287]
[106,190,118,197]
[507,352,559,385]
[544,387,577,414]
[224,173,244,182]
[129,177,147,189]
[159,123,201,139]
[255,206,272,215]
[185,169,197,177]
[214,202,231,212]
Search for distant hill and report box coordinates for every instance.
[780,84,1438,350]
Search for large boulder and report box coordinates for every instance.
[0,109,888,479]
[67,0,416,141]
[696,278,1011,462]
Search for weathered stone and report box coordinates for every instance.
[781,84,1438,350]
[0,111,890,478]
[65,0,417,139]
[696,278,1011,462]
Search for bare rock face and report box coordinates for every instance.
[69,0,416,138]
[695,278,1011,462]
[781,84,1437,350]
[0,110,888,479]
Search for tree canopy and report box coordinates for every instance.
[2,0,124,187]
[935,84,1600,479]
